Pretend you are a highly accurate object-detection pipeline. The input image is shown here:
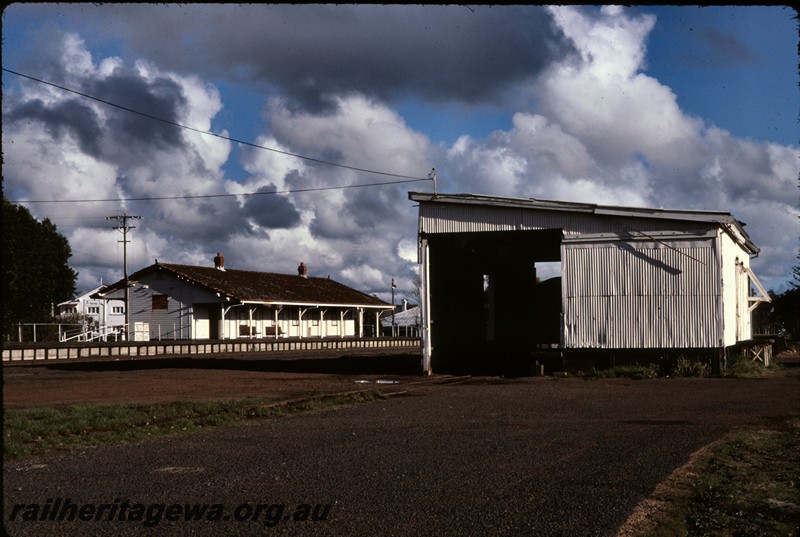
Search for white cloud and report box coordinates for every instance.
[397,238,418,264]
[446,134,527,196]
[4,7,797,298]
[507,112,595,179]
[266,94,430,177]
[436,5,798,292]
[539,7,704,168]
[238,131,307,191]
[340,264,390,294]
[3,34,244,286]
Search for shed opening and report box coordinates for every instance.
[427,229,563,374]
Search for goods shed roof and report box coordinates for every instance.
[409,192,759,255]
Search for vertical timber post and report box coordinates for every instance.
[106,213,142,340]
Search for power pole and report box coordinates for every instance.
[106,213,142,339]
[391,278,397,338]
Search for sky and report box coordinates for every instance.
[2,4,798,303]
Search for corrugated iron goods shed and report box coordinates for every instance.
[94,259,391,341]
[409,192,770,375]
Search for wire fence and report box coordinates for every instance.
[15,323,126,343]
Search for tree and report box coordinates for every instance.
[770,287,800,339]
[2,200,77,340]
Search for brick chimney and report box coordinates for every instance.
[298,262,308,278]
[214,252,225,271]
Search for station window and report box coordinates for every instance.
[152,295,169,310]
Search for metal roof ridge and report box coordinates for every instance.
[410,191,737,218]
[409,192,597,212]
[409,192,750,231]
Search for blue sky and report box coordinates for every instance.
[642,6,797,146]
[2,4,798,298]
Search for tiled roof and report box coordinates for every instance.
[105,263,391,308]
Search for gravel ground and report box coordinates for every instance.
[1,352,421,408]
[4,363,799,537]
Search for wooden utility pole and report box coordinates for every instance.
[391,278,397,337]
[106,213,142,339]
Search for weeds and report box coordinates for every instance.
[721,354,777,379]
[581,353,778,380]
[639,416,800,536]
[580,364,660,380]
[672,357,711,378]
[3,391,385,461]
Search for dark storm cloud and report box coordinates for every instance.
[6,63,188,164]
[73,5,572,113]
[5,97,103,157]
[243,185,302,229]
[85,70,187,150]
[142,197,248,243]
[307,182,405,240]
[345,184,404,229]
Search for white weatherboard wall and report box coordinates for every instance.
[129,271,218,340]
[561,236,721,349]
[126,270,363,341]
[719,229,755,347]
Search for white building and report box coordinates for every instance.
[380,303,421,337]
[58,285,126,331]
[410,192,771,374]
[92,256,393,341]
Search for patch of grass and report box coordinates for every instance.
[672,356,711,378]
[582,353,780,380]
[3,391,386,461]
[580,364,660,380]
[624,416,800,536]
[721,354,778,379]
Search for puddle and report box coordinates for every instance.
[354,379,400,385]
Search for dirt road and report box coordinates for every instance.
[2,353,422,408]
[4,356,799,536]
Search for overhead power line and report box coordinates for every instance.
[13,177,433,204]
[2,68,433,204]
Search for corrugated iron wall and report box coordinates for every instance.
[562,240,721,348]
[418,200,758,354]
[420,203,704,236]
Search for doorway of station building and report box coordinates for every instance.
[426,228,563,374]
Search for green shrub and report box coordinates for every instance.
[583,363,659,380]
[722,355,770,378]
[673,356,711,377]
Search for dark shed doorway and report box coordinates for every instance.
[426,228,563,374]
